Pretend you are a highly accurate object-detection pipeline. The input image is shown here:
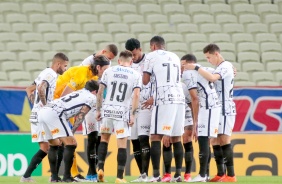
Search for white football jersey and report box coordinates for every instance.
[182,66,220,109]
[143,50,185,106]
[80,55,94,66]
[182,82,192,119]
[131,54,154,104]
[101,65,142,121]
[46,89,96,119]
[213,61,236,115]
[30,68,58,123]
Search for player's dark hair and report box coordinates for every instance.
[203,43,220,54]
[125,38,141,51]
[119,50,133,58]
[90,55,110,75]
[85,80,99,92]
[106,44,118,56]
[181,54,197,63]
[150,36,165,48]
[53,53,69,61]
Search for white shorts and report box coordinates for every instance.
[129,109,151,140]
[150,104,185,136]
[100,118,130,139]
[31,121,48,143]
[198,107,220,138]
[82,108,99,135]
[184,109,193,127]
[38,107,73,140]
[218,115,235,136]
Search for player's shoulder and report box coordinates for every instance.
[219,61,233,68]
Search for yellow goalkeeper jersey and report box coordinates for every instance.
[54,65,98,99]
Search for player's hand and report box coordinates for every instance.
[193,123,198,142]
[96,111,101,121]
[183,63,196,70]
[162,135,170,148]
[233,65,237,77]
[128,115,135,127]
[141,96,153,109]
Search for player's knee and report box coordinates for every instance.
[171,136,181,143]
[88,131,98,145]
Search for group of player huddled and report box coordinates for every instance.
[20,35,237,183]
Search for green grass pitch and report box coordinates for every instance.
[0,176,282,183]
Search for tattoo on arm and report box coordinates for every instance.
[96,84,105,112]
[29,93,35,104]
[132,108,137,115]
[72,105,90,133]
[38,81,48,105]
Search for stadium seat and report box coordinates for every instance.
[70,3,92,14]
[210,4,232,15]
[260,42,282,53]
[42,51,57,64]
[108,23,130,34]
[246,23,269,35]
[221,51,236,62]
[139,4,162,15]
[264,14,282,25]
[146,14,168,24]
[188,4,210,15]
[275,72,282,85]
[0,2,20,13]
[185,33,208,45]
[68,51,89,64]
[8,71,32,82]
[193,14,214,24]
[177,23,199,34]
[154,23,176,34]
[193,52,209,64]
[0,51,17,62]
[45,3,67,14]
[75,42,97,53]
[52,42,73,53]
[52,14,75,24]
[22,3,44,14]
[162,4,185,15]
[235,72,250,81]
[250,0,272,5]
[116,4,137,15]
[191,42,209,52]
[169,14,191,25]
[181,0,202,7]
[0,43,4,51]
[239,14,260,26]
[261,52,282,64]
[166,42,189,53]
[256,81,279,86]
[234,81,256,86]
[162,33,183,43]
[0,23,11,32]
[231,62,241,72]
[37,23,59,33]
[6,13,28,23]
[270,23,282,35]
[131,0,156,6]
[158,0,179,7]
[232,33,253,45]
[255,33,277,44]
[257,4,279,18]
[114,33,135,44]
[44,33,64,43]
[29,42,50,52]
[209,33,231,43]
[143,43,151,53]
[67,33,88,43]
[131,23,152,35]
[6,42,29,52]
[60,23,81,33]
[280,34,282,44]
[252,72,274,83]
[242,62,264,73]
[204,0,225,4]
[200,24,221,34]
[12,23,33,33]
[0,81,15,86]
[100,14,122,24]
[138,33,154,45]
[25,61,47,72]
[123,14,144,24]
[93,4,116,15]
[238,52,260,63]
[223,23,244,34]
[76,14,98,24]
[215,14,237,25]
[83,23,105,34]
[16,81,34,87]
[216,42,236,53]
[29,14,51,24]
[233,4,256,16]
[0,71,8,81]
[91,33,113,43]
[1,61,23,72]
[237,42,260,54]
[174,51,186,59]
[266,62,282,73]
[0,33,19,42]
[19,51,41,63]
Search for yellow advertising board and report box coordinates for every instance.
[42,134,282,176]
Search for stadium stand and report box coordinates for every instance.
[0,0,281,86]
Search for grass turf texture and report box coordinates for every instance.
[0,176,282,183]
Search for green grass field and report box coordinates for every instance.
[0,176,282,183]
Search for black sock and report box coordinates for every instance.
[207,146,211,178]
[48,146,59,179]
[24,149,47,178]
[173,142,183,178]
[163,143,172,174]
[63,145,76,179]
[95,136,101,167]
[151,141,161,177]
[139,135,150,175]
[87,131,98,175]
[131,139,142,174]
[117,148,127,179]
[98,142,108,171]
[183,142,193,174]
[213,145,225,176]
[57,145,64,175]
[198,136,209,177]
[222,144,235,177]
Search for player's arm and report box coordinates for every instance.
[189,88,199,142]
[38,80,49,106]
[130,87,141,121]
[25,82,36,104]
[72,105,91,133]
[185,64,221,82]
[60,86,75,97]
[96,83,105,121]
[143,72,150,85]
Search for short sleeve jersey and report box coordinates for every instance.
[143,50,185,106]
[100,65,142,121]
[48,89,96,119]
[182,66,220,109]
[30,68,58,123]
[131,54,153,104]
[213,61,236,115]
[181,82,192,119]
[54,65,98,99]
[81,55,94,66]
